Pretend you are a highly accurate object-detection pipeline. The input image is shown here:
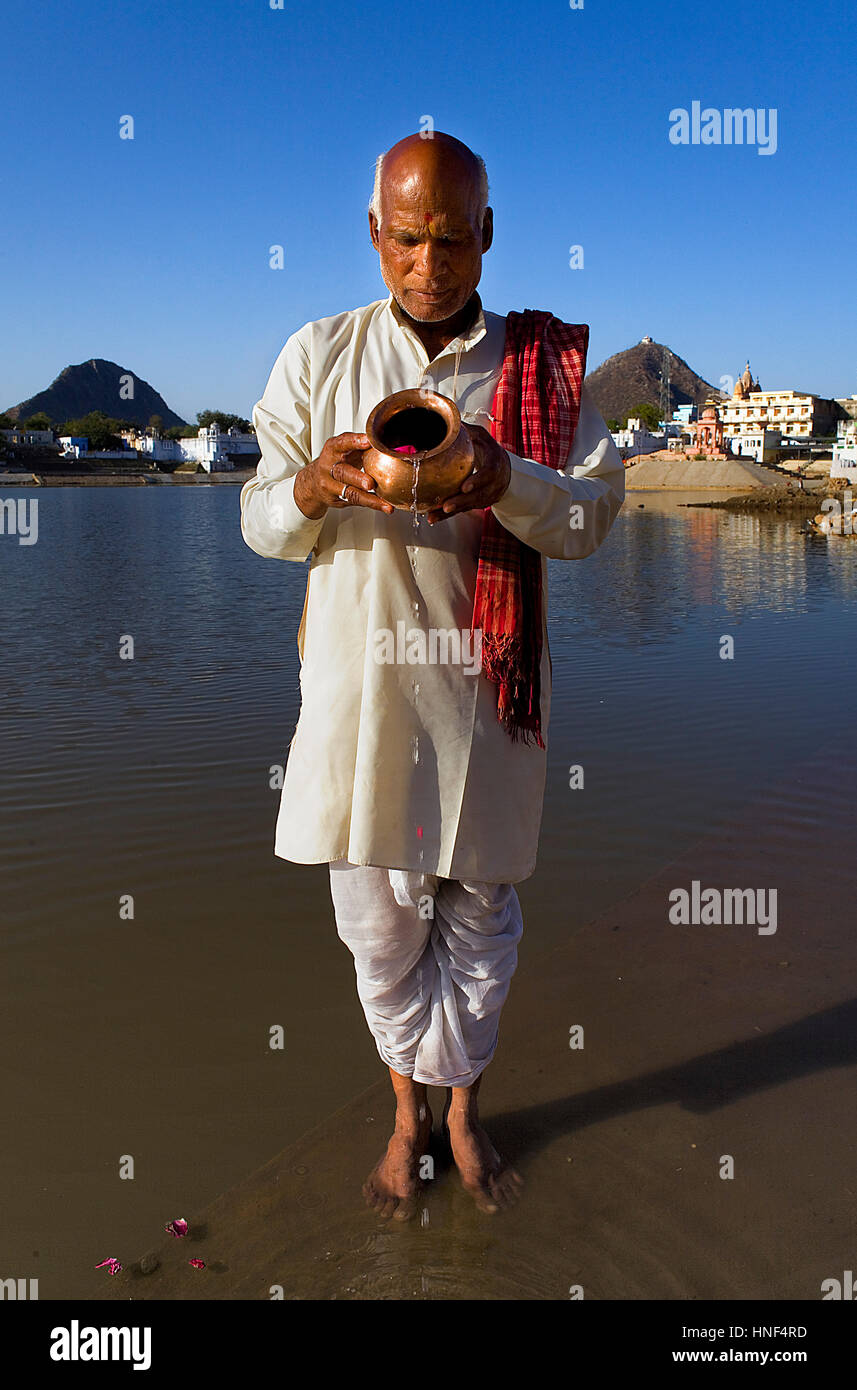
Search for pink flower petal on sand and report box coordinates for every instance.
[95,1257,122,1275]
[189,1258,205,1269]
[165,1218,188,1238]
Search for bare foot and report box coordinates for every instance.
[362,1103,433,1222]
[443,1104,524,1214]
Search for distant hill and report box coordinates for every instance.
[5,359,186,429]
[585,339,721,423]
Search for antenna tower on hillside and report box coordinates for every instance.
[659,345,671,447]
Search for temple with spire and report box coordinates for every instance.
[718,362,837,443]
[733,361,761,398]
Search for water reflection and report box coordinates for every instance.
[0,486,854,945]
[549,491,856,653]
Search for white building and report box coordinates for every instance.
[832,418,857,482]
[58,437,136,460]
[720,364,838,440]
[184,424,260,470]
[130,434,182,463]
[610,417,663,457]
[1,427,54,447]
[131,424,259,472]
[58,436,90,458]
[728,427,782,464]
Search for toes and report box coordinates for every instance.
[494,1165,524,1202]
[456,1158,524,1212]
[497,1166,524,1192]
[458,1173,500,1213]
[472,1185,500,1214]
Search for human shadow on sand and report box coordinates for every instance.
[483,999,857,1164]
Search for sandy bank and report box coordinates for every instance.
[0,470,254,486]
[625,456,784,490]
[686,483,842,514]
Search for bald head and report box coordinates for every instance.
[368,132,493,326]
[369,133,489,231]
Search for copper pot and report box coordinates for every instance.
[363,388,475,511]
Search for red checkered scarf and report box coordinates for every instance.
[471,309,589,747]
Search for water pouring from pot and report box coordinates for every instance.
[363,388,475,512]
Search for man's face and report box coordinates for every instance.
[369,163,493,324]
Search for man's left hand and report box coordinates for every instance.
[425,423,511,524]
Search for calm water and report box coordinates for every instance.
[1,484,855,1295]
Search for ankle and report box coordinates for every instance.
[394,1102,430,1137]
[446,1077,481,1127]
[446,1101,478,1128]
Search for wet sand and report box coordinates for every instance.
[91,749,857,1301]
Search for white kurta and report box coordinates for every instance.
[240,293,625,882]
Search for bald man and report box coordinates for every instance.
[241,133,624,1218]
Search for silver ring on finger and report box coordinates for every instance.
[338,484,348,501]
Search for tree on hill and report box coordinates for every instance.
[197,409,251,433]
[0,412,16,430]
[22,411,53,431]
[57,411,130,450]
[622,402,662,432]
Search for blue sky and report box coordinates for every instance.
[3,0,855,423]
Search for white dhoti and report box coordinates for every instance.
[329,862,523,1088]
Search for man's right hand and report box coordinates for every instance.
[293,433,395,520]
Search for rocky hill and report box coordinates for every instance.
[585,339,721,422]
[5,359,186,429]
